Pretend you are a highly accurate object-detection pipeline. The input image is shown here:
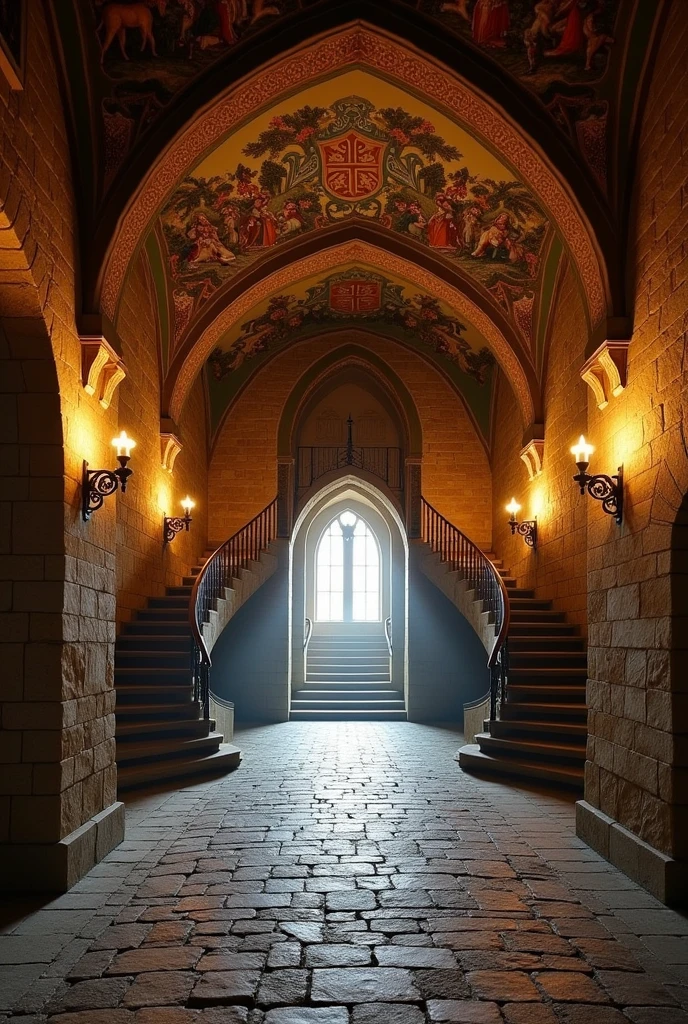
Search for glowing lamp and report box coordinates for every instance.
[165,496,195,544]
[112,430,136,458]
[82,429,135,521]
[505,496,537,549]
[571,435,623,524]
[571,434,594,467]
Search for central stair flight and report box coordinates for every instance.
[290,631,405,720]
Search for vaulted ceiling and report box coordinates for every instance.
[49,0,666,452]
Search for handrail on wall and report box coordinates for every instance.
[420,497,510,721]
[190,497,278,718]
[303,616,313,652]
[384,616,393,658]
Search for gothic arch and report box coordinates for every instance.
[169,240,536,428]
[95,25,611,334]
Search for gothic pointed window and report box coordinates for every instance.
[315,511,380,622]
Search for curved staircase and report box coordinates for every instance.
[115,555,241,790]
[459,556,587,788]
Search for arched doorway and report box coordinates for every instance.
[290,479,408,720]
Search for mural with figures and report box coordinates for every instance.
[160,75,549,342]
[414,0,619,186]
[88,0,625,190]
[203,265,496,440]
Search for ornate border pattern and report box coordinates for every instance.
[168,239,535,425]
[101,26,606,327]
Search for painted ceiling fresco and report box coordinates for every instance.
[156,71,549,348]
[88,0,630,193]
[204,264,496,442]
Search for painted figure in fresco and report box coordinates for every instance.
[472,0,510,48]
[472,212,515,259]
[524,0,558,71]
[544,0,613,70]
[440,0,470,21]
[427,194,459,248]
[405,201,427,240]
[240,193,278,247]
[186,213,236,264]
[98,0,168,63]
[220,204,240,246]
[278,200,306,236]
[462,205,483,251]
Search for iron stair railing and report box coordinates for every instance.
[190,498,278,717]
[420,497,510,721]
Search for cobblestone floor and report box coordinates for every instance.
[2,722,688,1024]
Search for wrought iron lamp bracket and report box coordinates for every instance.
[82,458,132,521]
[509,516,538,548]
[164,512,192,544]
[574,463,623,524]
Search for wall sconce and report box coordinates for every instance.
[506,498,537,548]
[82,431,135,521]
[164,496,195,544]
[571,435,623,524]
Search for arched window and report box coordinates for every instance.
[316,511,380,622]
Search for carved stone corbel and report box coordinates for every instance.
[161,432,183,473]
[581,339,630,410]
[520,439,545,480]
[80,335,127,409]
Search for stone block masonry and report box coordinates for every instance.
[1,722,686,1019]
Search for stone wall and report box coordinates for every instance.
[490,261,589,633]
[116,254,208,625]
[579,0,688,884]
[0,2,125,888]
[208,334,492,548]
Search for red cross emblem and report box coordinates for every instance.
[329,280,382,314]
[318,131,385,201]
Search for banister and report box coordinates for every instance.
[303,616,313,652]
[384,616,393,658]
[420,496,510,721]
[190,497,278,717]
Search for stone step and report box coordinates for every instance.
[295,688,403,698]
[306,672,391,683]
[500,701,587,720]
[508,636,585,651]
[115,700,200,718]
[509,610,566,622]
[148,596,190,609]
[117,635,194,652]
[115,667,191,682]
[167,586,193,597]
[116,684,192,704]
[300,680,400,690]
[508,651,587,668]
[508,666,587,679]
[507,683,586,701]
[122,621,192,635]
[116,717,213,739]
[115,650,193,669]
[457,744,584,789]
[117,744,242,790]
[291,699,406,712]
[135,608,189,622]
[475,732,586,762]
[489,718,587,739]
[116,731,225,764]
[508,623,579,636]
[509,598,553,610]
[289,709,407,721]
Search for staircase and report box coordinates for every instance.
[115,553,241,790]
[290,631,406,720]
[458,556,587,788]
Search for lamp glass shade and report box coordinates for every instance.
[571,435,594,464]
[181,496,195,513]
[112,431,136,458]
[505,498,521,517]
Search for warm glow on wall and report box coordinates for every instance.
[158,482,172,516]
[530,488,545,520]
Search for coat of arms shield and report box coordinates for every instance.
[318,130,386,202]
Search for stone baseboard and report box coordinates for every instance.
[576,799,687,907]
[0,800,125,893]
